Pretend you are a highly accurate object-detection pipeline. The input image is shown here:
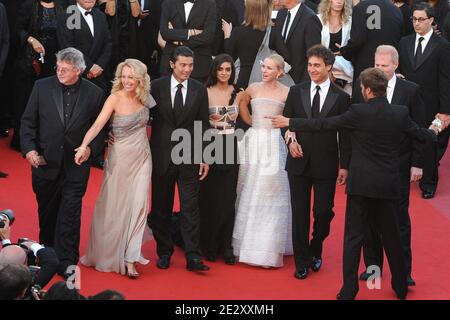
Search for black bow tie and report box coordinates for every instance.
[183,0,195,3]
[84,11,92,16]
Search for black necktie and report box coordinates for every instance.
[174,83,184,122]
[183,0,195,3]
[84,10,92,16]
[282,11,291,41]
[414,37,424,68]
[312,85,321,118]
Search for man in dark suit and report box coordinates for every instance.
[0,2,7,79]
[339,0,404,84]
[274,0,322,84]
[148,46,211,272]
[269,68,435,300]
[282,45,351,280]
[159,0,216,82]
[20,48,105,278]
[398,2,450,199]
[353,45,426,287]
[58,0,112,92]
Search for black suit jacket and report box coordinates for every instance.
[274,4,322,84]
[159,0,216,79]
[150,76,210,176]
[58,6,112,73]
[289,97,432,199]
[340,0,403,80]
[20,76,104,180]
[398,32,450,121]
[0,2,8,77]
[353,77,426,169]
[283,81,351,179]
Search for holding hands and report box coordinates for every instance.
[74,146,91,165]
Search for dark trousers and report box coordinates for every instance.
[149,164,202,261]
[341,195,407,298]
[32,168,89,268]
[363,167,412,276]
[420,130,450,192]
[288,173,336,270]
[199,164,239,258]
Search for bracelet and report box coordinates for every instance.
[129,0,137,3]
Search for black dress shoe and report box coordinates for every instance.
[422,190,435,199]
[294,267,308,280]
[223,256,236,265]
[186,259,210,272]
[156,255,171,269]
[0,129,8,138]
[336,291,355,300]
[407,275,416,286]
[0,171,8,178]
[311,257,322,272]
[205,253,217,262]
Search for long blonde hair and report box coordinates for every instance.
[318,0,351,25]
[111,59,151,106]
[244,0,273,31]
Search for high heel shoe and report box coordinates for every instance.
[125,262,140,279]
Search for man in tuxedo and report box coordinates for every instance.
[269,67,435,300]
[58,0,112,92]
[274,0,322,84]
[20,48,105,278]
[148,46,211,272]
[159,0,216,82]
[398,2,450,199]
[353,45,426,286]
[339,0,404,84]
[282,45,351,280]
[0,2,7,80]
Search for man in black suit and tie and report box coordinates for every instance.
[269,67,435,300]
[0,1,9,140]
[398,2,450,199]
[20,48,105,278]
[339,0,404,84]
[159,0,216,82]
[148,46,211,272]
[58,0,112,92]
[354,45,426,287]
[274,0,322,84]
[282,45,351,280]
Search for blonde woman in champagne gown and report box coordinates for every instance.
[75,59,155,278]
[233,55,293,268]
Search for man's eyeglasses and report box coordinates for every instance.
[410,17,431,23]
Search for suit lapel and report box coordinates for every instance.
[186,2,199,26]
[407,36,415,70]
[320,84,338,118]
[66,80,88,132]
[176,79,197,126]
[79,8,94,40]
[391,77,403,105]
[415,34,438,70]
[52,81,65,126]
[176,1,187,27]
[286,4,304,43]
[161,77,176,126]
[300,83,312,119]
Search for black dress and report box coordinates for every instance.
[199,89,240,263]
[329,29,342,53]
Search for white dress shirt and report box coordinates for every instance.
[414,29,433,55]
[184,2,194,23]
[77,3,94,37]
[282,2,301,40]
[171,75,188,108]
[386,75,397,104]
[310,78,331,112]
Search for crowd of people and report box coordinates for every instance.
[0,0,450,300]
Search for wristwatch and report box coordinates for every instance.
[432,118,443,133]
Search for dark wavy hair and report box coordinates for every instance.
[205,54,236,87]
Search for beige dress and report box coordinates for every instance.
[81,103,153,275]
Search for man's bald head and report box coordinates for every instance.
[0,245,27,266]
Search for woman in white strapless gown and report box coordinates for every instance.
[233,55,293,268]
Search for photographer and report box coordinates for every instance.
[0,264,32,300]
[0,210,59,289]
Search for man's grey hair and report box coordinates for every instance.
[375,45,399,64]
[56,47,86,72]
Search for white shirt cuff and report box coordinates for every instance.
[2,239,11,246]
[30,243,45,256]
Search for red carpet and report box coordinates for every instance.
[1,134,449,300]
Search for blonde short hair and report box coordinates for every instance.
[375,45,399,64]
[244,0,272,31]
[111,59,151,106]
[267,54,285,77]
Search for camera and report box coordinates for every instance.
[0,209,15,228]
